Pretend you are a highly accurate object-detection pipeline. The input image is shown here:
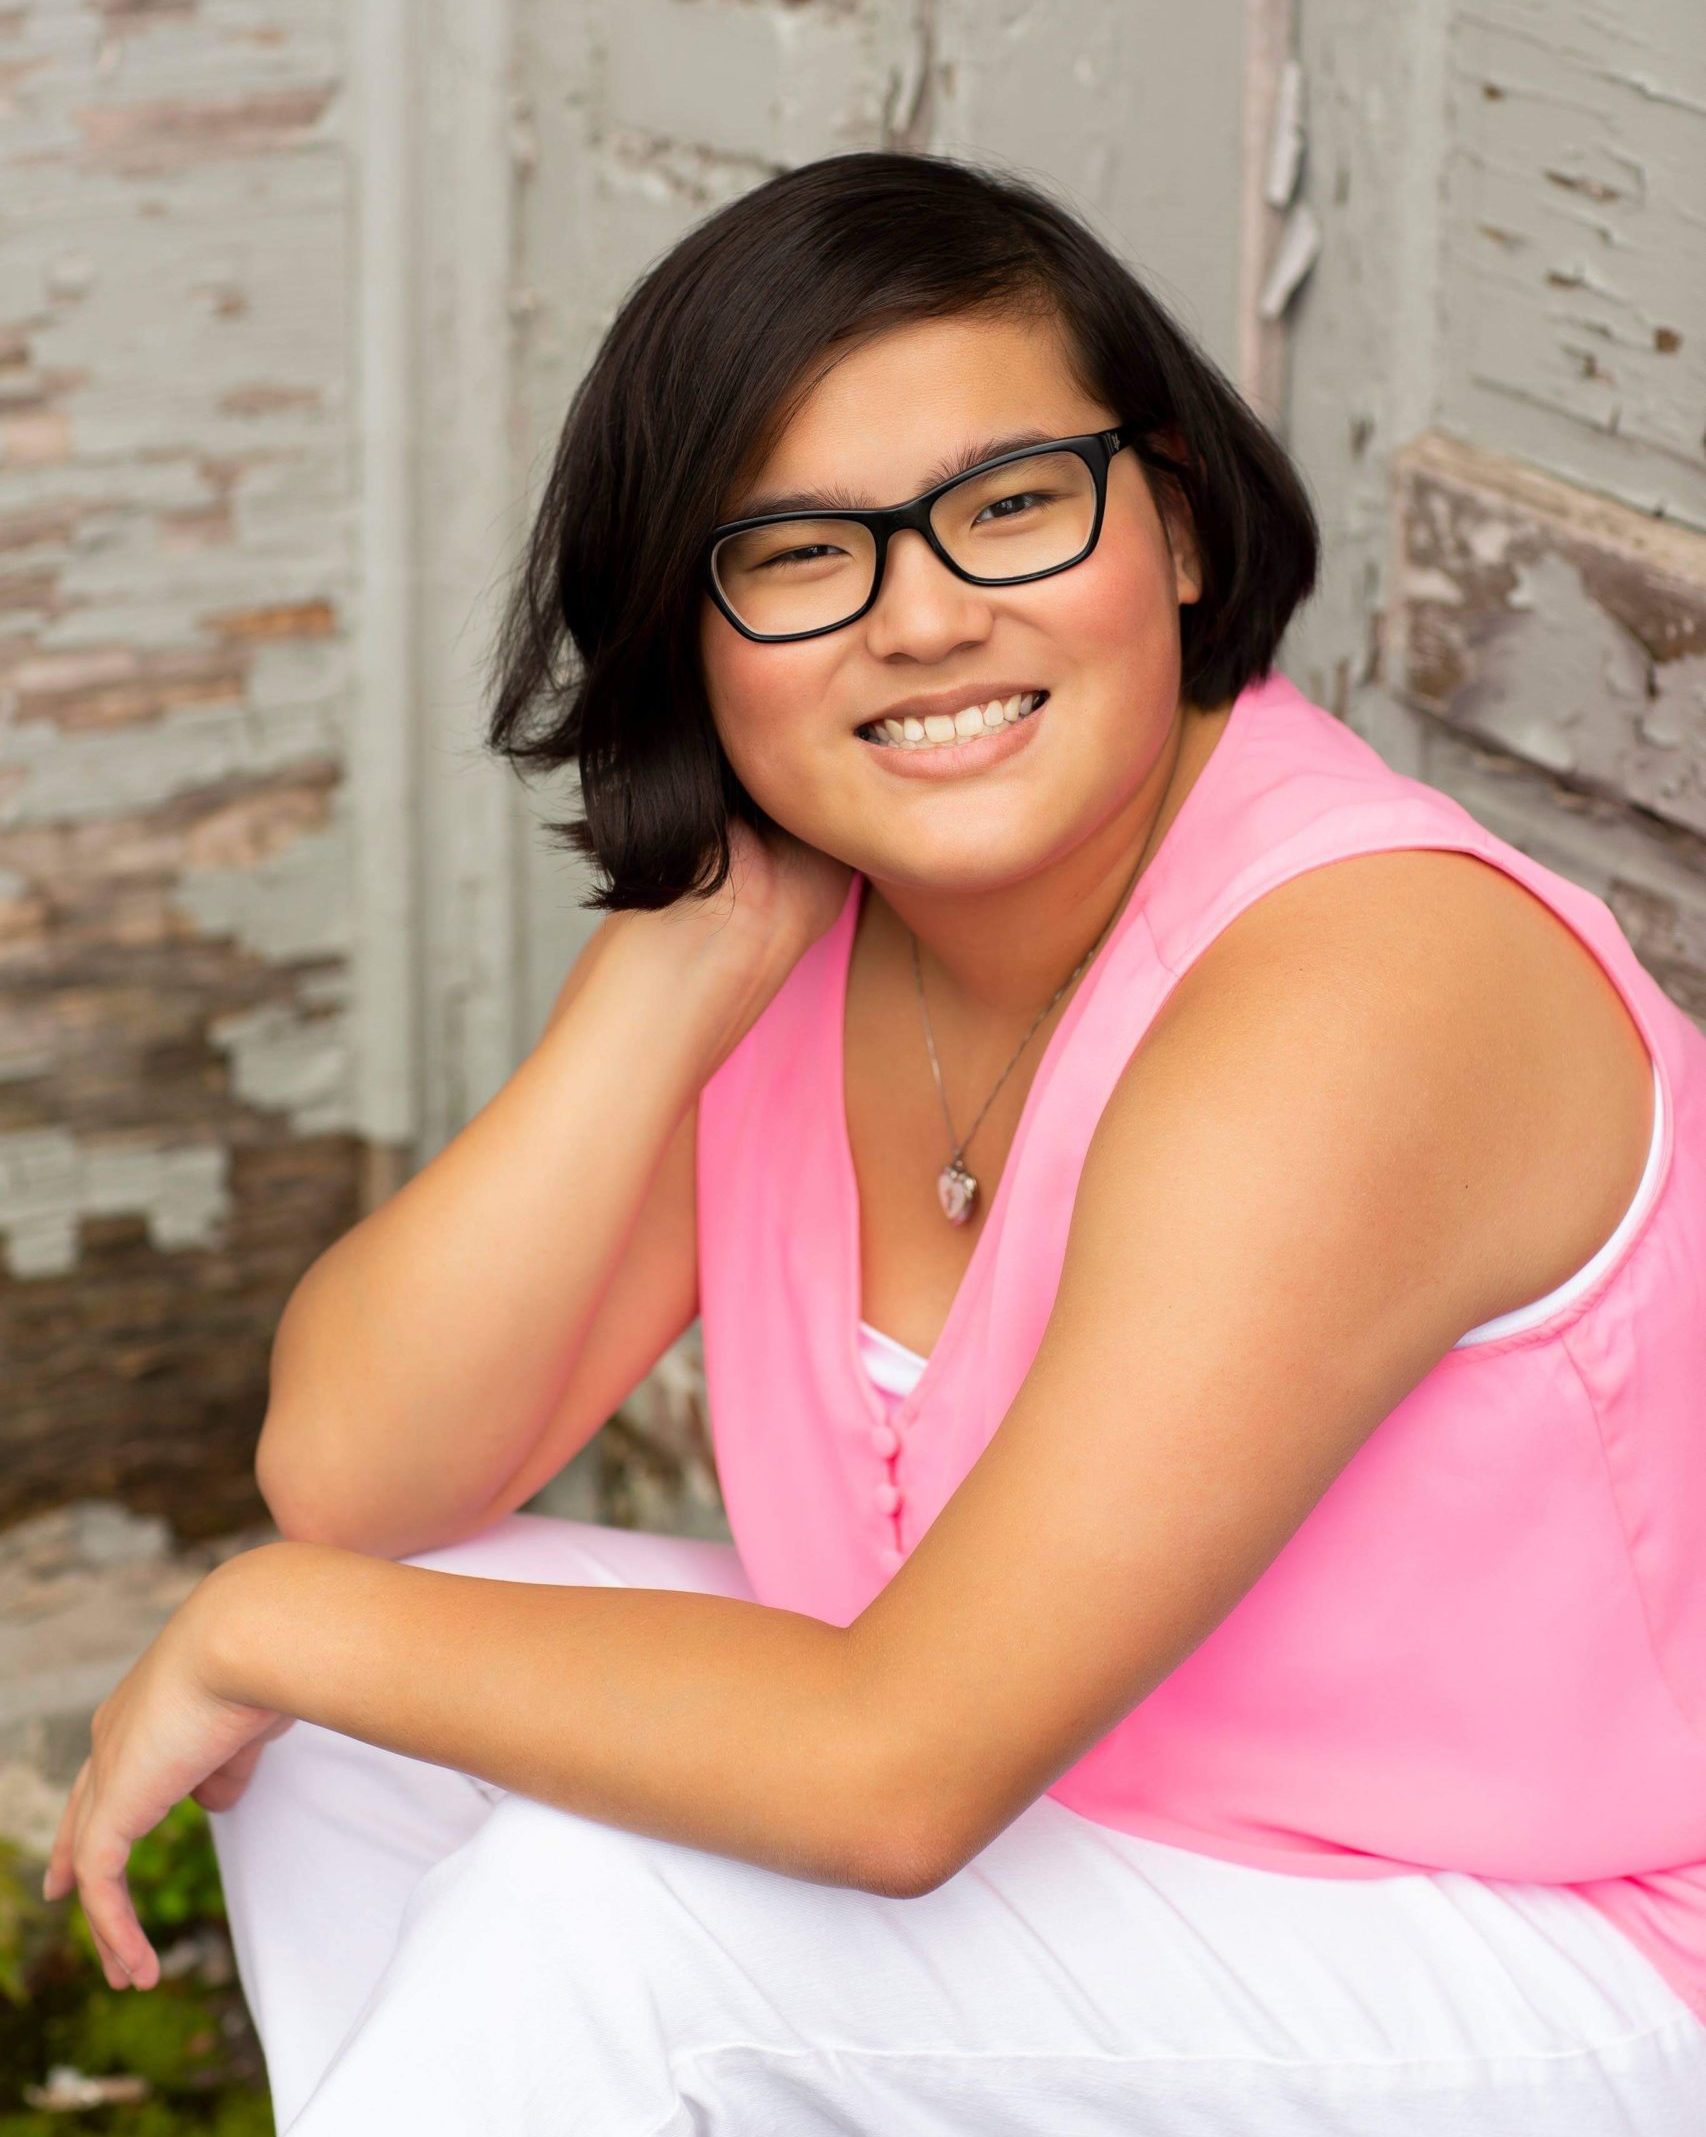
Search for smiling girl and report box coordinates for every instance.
[47,150,1706,2133]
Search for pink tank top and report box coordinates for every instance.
[695,669,1706,2027]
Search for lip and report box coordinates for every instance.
[856,680,1049,733]
[856,693,1048,781]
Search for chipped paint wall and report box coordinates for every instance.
[1283,0,1706,995]
[0,2,363,1536]
[20,0,1690,1551]
[0,0,1250,1541]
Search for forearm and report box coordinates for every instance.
[202,1542,924,1896]
[257,916,747,1555]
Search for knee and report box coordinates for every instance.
[397,1509,577,1583]
[396,1509,643,1588]
[429,1789,682,1934]
[396,1510,526,1578]
[461,1789,642,1885]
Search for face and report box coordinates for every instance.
[697,308,1204,893]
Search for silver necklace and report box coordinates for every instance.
[909,842,1156,1226]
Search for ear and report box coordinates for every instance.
[1145,424,1204,608]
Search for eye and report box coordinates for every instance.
[754,543,841,571]
[973,488,1060,524]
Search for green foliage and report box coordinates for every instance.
[129,1800,229,1935]
[0,1803,272,2131]
[66,1978,225,2089]
[0,1865,30,2012]
[59,1800,226,1974]
[0,2101,271,2137]
[0,1839,55,2014]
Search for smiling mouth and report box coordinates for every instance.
[856,690,1049,749]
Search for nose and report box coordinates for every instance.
[862,526,994,661]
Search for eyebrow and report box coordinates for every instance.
[729,428,1059,520]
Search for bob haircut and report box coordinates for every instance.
[486,149,1319,914]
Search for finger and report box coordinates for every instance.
[75,1874,135,1993]
[74,1834,152,1990]
[85,1886,152,1990]
[57,1776,117,1980]
[87,1915,135,1992]
[42,1757,91,1903]
[42,1811,73,1901]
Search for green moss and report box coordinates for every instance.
[0,1807,271,2131]
[0,2104,272,2137]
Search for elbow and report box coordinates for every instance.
[254,1418,364,1552]
[254,1262,357,1540]
[832,1654,981,1898]
[851,1813,965,1900]
[254,1453,343,1551]
[842,1741,974,1900]
[856,1840,959,1901]
[254,1421,488,1560]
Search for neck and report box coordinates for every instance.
[858,695,1228,1021]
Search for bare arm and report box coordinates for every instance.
[255,908,778,1561]
[179,855,1619,1914]
[135,849,1642,1953]
[199,1540,901,1897]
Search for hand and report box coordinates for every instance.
[40,1552,296,1992]
[616,820,855,1082]
[726,817,857,963]
[643,817,854,979]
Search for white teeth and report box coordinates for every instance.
[862,692,1045,750]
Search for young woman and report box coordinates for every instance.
[46,151,1706,2133]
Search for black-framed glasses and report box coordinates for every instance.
[704,422,1140,644]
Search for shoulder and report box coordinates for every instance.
[1171,843,1586,995]
[1159,845,1647,1102]
[1140,846,1548,1076]
[1088,844,1654,1349]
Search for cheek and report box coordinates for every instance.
[702,630,837,794]
[1042,514,1180,668]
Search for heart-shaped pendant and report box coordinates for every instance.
[937,1159,978,1226]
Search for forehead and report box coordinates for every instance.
[727,309,1097,520]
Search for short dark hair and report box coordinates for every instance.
[485,149,1319,914]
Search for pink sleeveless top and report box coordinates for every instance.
[695,669,1706,2027]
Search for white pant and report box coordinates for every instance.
[209,1511,1706,2135]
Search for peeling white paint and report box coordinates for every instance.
[1258,198,1323,319]
[1402,564,1465,604]
[1264,56,1306,207]
[0,700,340,827]
[172,818,351,966]
[1466,517,1515,567]
[0,1129,231,1279]
[1446,545,1706,835]
[207,999,351,1132]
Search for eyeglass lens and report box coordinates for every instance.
[710,447,1100,638]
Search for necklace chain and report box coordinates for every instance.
[909,834,1159,1226]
